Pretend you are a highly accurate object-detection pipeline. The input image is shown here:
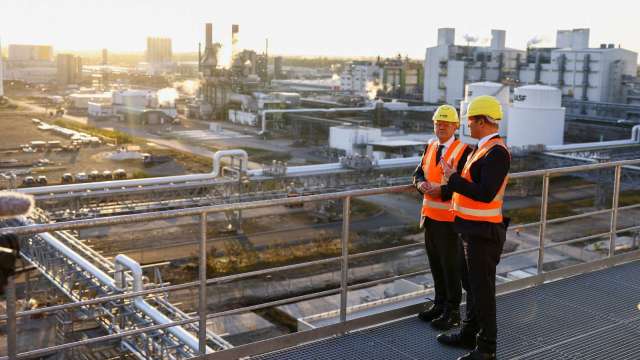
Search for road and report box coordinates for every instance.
[12,98,264,169]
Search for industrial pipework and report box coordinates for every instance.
[18,149,248,195]
[259,105,376,134]
[115,254,214,354]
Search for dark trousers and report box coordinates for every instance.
[424,218,464,312]
[460,224,506,353]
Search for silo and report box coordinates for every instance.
[507,85,565,148]
[459,81,510,143]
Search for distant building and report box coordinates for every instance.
[8,44,53,62]
[101,49,108,66]
[56,54,82,87]
[377,56,423,100]
[146,37,172,67]
[340,61,382,98]
[5,44,56,84]
[424,28,639,104]
[274,56,284,79]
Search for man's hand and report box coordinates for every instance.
[440,159,456,181]
[418,181,431,193]
[425,184,441,198]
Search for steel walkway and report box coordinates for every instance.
[252,260,640,360]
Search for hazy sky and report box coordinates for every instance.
[1,0,638,60]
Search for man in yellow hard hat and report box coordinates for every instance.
[438,95,511,360]
[413,104,472,331]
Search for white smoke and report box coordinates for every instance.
[157,87,178,107]
[527,36,544,48]
[366,80,383,100]
[463,34,478,45]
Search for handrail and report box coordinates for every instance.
[1,158,639,359]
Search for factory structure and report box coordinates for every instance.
[457,81,565,148]
[424,28,639,105]
[339,57,423,100]
[85,89,178,123]
[146,37,173,74]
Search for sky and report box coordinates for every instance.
[1,0,639,60]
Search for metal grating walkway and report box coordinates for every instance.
[252,260,640,360]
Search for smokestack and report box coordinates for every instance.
[205,23,212,47]
[232,24,239,63]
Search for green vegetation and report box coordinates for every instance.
[189,226,418,278]
[243,147,292,163]
[52,119,134,144]
[619,190,640,207]
[131,170,152,179]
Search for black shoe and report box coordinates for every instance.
[436,329,476,349]
[457,348,496,360]
[417,302,443,322]
[431,309,461,331]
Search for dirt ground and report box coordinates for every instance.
[0,109,192,188]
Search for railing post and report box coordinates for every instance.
[339,197,351,325]
[609,165,622,258]
[537,174,550,274]
[7,275,17,360]
[199,213,208,355]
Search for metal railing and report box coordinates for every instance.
[1,159,640,359]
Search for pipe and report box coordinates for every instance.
[38,230,116,289]
[115,254,213,354]
[21,223,213,356]
[18,149,248,195]
[260,106,375,134]
[632,125,640,142]
[211,149,248,177]
[546,124,640,152]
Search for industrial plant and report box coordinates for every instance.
[0,9,640,360]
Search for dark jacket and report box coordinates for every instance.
[413,139,473,201]
[446,135,511,236]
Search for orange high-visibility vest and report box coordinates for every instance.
[421,139,468,222]
[452,137,510,223]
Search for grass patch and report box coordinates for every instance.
[619,190,640,207]
[52,119,134,144]
[243,147,292,163]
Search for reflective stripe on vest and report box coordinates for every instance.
[452,138,509,223]
[420,139,468,222]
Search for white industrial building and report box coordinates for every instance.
[459,81,565,149]
[8,44,53,62]
[68,92,113,110]
[424,28,525,105]
[340,61,382,98]
[424,28,638,104]
[329,126,428,159]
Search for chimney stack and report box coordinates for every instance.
[205,23,212,47]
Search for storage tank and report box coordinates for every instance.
[513,85,562,109]
[459,82,509,144]
[464,81,509,104]
[507,85,565,148]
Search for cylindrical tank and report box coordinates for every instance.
[459,82,510,143]
[507,84,565,148]
[465,81,509,105]
[513,85,561,109]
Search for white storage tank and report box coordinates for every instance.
[465,81,509,104]
[459,81,510,144]
[507,85,565,148]
[513,85,562,109]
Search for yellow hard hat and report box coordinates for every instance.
[432,104,459,124]
[466,95,503,120]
